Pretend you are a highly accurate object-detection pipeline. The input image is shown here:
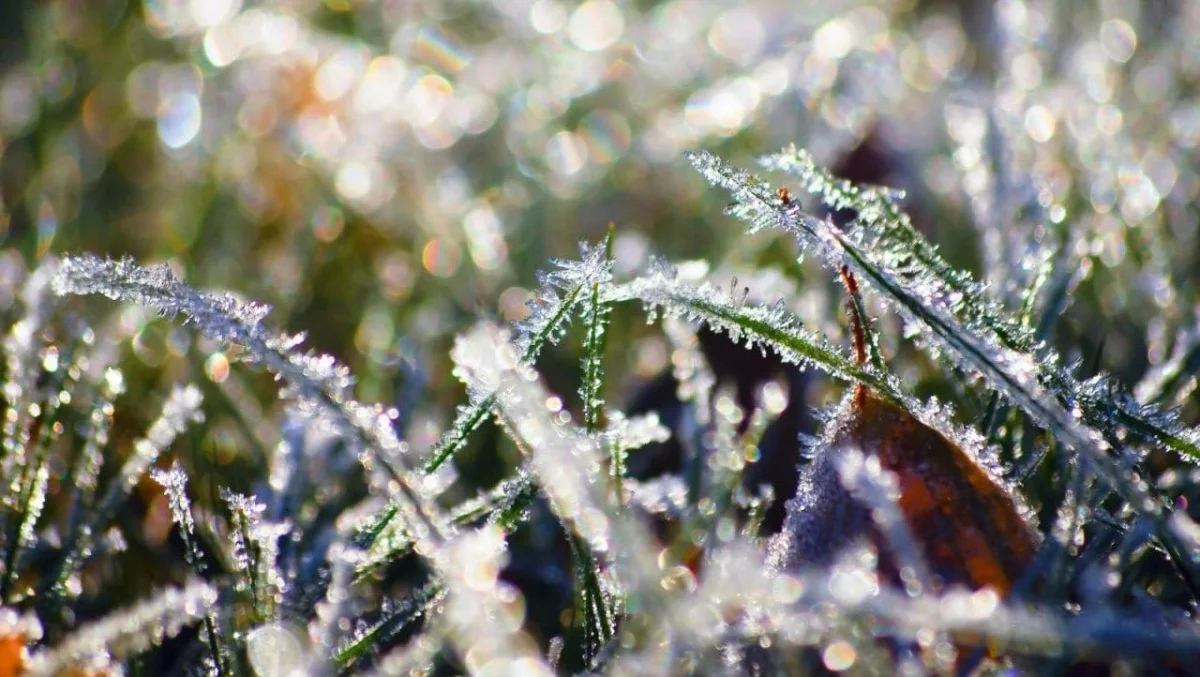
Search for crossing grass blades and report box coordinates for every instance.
[1,146,1199,675]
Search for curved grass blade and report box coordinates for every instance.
[53,255,450,552]
[611,266,897,401]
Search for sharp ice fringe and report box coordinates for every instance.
[427,239,614,473]
[514,239,613,357]
[611,264,892,396]
[600,411,671,456]
[334,581,443,669]
[579,231,615,434]
[625,475,690,520]
[151,462,201,564]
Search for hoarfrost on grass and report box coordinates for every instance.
[24,580,217,677]
[685,149,1194,510]
[1,258,59,512]
[425,239,614,473]
[223,490,290,619]
[451,323,665,624]
[612,263,892,395]
[53,254,451,557]
[7,1,1200,673]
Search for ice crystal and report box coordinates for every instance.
[626,475,690,520]
[613,263,892,396]
[440,470,522,529]
[770,386,1038,599]
[13,3,1200,672]
[334,581,443,670]
[426,239,614,474]
[0,339,89,598]
[765,425,873,576]
[514,239,614,358]
[151,462,200,564]
[579,229,615,435]
[452,326,603,547]
[149,461,229,672]
[599,412,671,458]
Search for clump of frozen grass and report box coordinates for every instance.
[711,147,1200,468]
[152,461,231,673]
[52,255,450,556]
[2,259,58,479]
[41,185,1200,672]
[451,323,656,663]
[19,124,1199,674]
[3,0,1198,671]
[0,264,228,673]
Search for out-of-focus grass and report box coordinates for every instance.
[2,0,1199,674]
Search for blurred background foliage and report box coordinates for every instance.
[2,0,1199,667]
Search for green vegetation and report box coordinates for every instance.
[1,1,1199,674]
